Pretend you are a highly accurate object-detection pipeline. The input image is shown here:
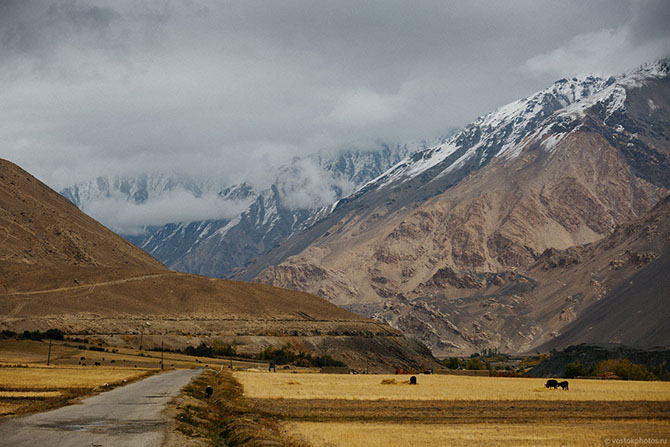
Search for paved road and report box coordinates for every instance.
[0,368,202,447]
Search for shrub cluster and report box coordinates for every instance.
[257,344,346,368]
[0,328,65,341]
[183,341,238,358]
[440,356,488,371]
[564,359,665,381]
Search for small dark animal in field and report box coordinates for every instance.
[558,381,569,390]
[205,385,213,398]
[409,376,417,385]
[545,379,558,389]
[80,357,85,361]
[94,362,100,366]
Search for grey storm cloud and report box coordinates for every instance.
[1,0,668,193]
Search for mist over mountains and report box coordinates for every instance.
[62,143,423,277]
[59,59,670,356]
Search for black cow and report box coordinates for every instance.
[545,379,558,389]
[205,385,213,398]
[558,381,569,390]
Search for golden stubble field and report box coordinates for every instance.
[234,371,670,447]
[235,371,670,401]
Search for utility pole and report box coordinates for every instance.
[139,327,143,352]
[47,340,52,366]
[161,340,164,370]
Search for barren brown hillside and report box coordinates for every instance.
[0,159,436,371]
[0,159,166,269]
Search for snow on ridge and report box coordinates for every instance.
[213,216,240,238]
[366,59,669,191]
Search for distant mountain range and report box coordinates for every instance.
[243,60,670,356]
[59,60,670,357]
[61,144,423,278]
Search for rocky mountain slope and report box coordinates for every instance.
[246,60,670,356]
[62,145,416,278]
[0,158,437,371]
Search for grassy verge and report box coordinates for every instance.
[176,369,308,447]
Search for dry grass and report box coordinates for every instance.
[236,372,670,446]
[0,391,62,398]
[288,421,670,447]
[0,339,79,364]
[0,402,24,415]
[234,372,670,401]
[0,366,150,390]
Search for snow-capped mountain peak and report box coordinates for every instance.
[360,60,669,193]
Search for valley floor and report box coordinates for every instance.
[234,371,670,447]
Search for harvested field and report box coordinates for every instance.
[234,372,670,447]
[0,366,150,390]
[248,398,670,423]
[234,371,670,401]
[288,420,670,447]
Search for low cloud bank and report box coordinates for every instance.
[82,189,252,235]
[275,158,354,210]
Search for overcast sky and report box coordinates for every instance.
[1,0,669,192]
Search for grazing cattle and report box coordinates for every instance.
[205,385,213,398]
[558,381,569,390]
[409,376,417,385]
[94,362,100,366]
[545,379,558,389]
